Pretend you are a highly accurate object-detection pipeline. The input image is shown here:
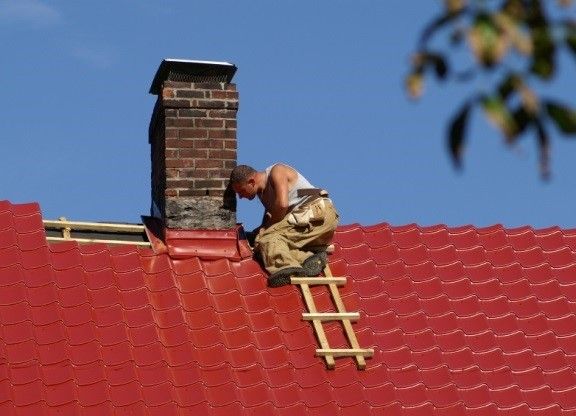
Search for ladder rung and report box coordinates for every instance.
[316,348,375,357]
[302,312,360,321]
[290,277,347,285]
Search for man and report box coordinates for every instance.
[229,163,339,287]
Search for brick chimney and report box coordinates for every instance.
[148,59,238,229]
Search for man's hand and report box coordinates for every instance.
[262,211,273,228]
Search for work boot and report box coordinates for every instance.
[267,267,306,288]
[302,251,328,276]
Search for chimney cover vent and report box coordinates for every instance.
[149,59,237,94]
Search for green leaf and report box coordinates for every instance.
[566,27,576,58]
[545,101,576,134]
[568,33,576,53]
[481,95,518,139]
[502,0,527,21]
[419,9,467,48]
[530,27,556,79]
[497,73,522,100]
[410,52,449,82]
[447,101,472,168]
[510,106,532,139]
[426,53,449,80]
[524,0,547,28]
[534,118,551,180]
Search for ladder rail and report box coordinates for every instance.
[299,282,336,369]
[323,265,370,369]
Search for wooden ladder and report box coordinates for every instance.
[291,264,374,370]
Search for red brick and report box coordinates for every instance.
[181,170,209,179]
[208,110,237,119]
[176,90,206,99]
[163,99,191,108]
[195,119,224,128]
[195,180,224,189]
[162,89,175,99]
[178,129,208,139]
[166,179,193,188]
[193,139,225,149]
[179,149,209,159]
[211,91,238,100]
[166,159,194,168]
[166,118,195,128]
[209,149,236,160]
[225,120,237,128]
[193,82,225,90]
[208,130,235,139]
[211,170,230,180]
[195,159,224,169]
[178,109,207,118]
[165,149,179,159]
[166,169,179,179]
[165,139,196,149]
[181,168,229,179]
[209,173,228,181]
[165,128,178,139]
[196,100,228,109]
[208,189,225,197]
[224,140,237,150]
[165,189,178,197]
[179,189,209,197]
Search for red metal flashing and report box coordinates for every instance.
[142,215,252,260]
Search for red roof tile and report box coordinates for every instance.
[1,200,576,415]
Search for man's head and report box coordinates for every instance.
[229,164,258,200]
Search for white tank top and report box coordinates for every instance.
[259,164,315,211]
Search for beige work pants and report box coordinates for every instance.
[255,199,339,275]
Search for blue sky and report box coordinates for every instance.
[1,1,576,231]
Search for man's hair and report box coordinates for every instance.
[229,164,257,184]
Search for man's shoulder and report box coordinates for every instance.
[269,163,298,180]
[270,163,296,174]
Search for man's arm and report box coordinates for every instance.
[263,164,293,226]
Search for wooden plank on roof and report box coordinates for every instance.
[46,236,151,246]
[44,219,145,233]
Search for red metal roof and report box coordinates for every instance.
[2,199,576,415]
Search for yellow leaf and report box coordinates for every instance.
[493,12,532,56]
[468,15,509,66]
[444,0,466,14]
[405,73,424,100]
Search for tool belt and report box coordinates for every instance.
[287,188,330,226]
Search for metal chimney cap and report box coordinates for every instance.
[149,59,237,95]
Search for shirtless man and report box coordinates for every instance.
[229,163,339,287]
